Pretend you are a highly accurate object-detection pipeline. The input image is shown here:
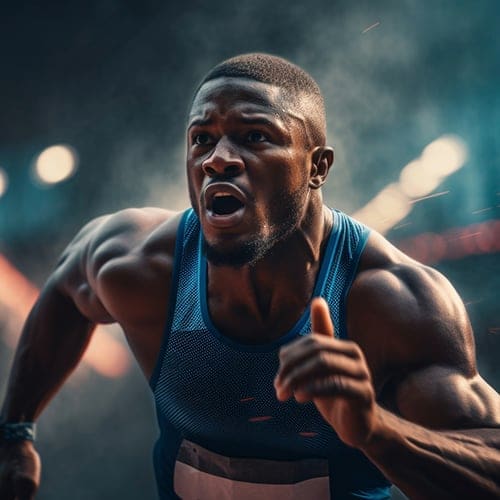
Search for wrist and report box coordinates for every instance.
[0,422,37,443]
[359,406,399,454]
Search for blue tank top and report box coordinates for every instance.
[150,208,391,499]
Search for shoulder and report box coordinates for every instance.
[52,207,184,323]
[86,207,181,274]
[348,231,500,428]
[348,230,475,386]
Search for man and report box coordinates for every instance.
[0,53,499,500]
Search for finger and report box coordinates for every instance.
[296,375,374,404]
[275,382,293,402]
[280,351,368,394]
[279,335,361,365]
[274,335,362,400]
[276,335,361,384]
[311,297,334,337]
[277,352,368,402]
[14,450,40,500]
[274,335,333,399]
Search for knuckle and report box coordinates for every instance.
[303,335,315,349]
[317,351,330,370]
[278,346,290,361]
[310,338,324,354]
[347,341,364,359]
[332,374,344,391]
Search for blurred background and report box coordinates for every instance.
[0,0,498,498]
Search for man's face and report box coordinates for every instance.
[186,77,313,267]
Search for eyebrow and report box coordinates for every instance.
[239,115,281,127]
[187,114,284,131]
[188,117,213,128]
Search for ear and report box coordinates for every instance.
[309,147,334,189]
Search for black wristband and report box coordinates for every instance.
[0,422,37,442]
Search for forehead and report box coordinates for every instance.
[189,77,290,124]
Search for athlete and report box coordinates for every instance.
[1,53,499,500]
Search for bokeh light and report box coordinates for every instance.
[0,167,8,198]
[421,135,468,177]
[399,135,468,198]
[353,183,412,234]
[397,220,500,265]
[355,135,468,234]
[34,144,78,185]
[399,160,441,198]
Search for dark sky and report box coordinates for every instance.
[0,1,499,498]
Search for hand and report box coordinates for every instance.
[0,441,41,500]
[274,297,378,449]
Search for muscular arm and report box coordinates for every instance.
[1,274,102,499]
[275,239,500,499]
[363,371,500,499]
[1,215,108,424]
[1,281,95,423]
[0,208,177,499]
[0,218,103,500]
[2,206,177,420]
[353,261,500,498]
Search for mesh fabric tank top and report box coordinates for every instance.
[150,208,391,499]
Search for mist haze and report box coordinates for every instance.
[1,1,498,499]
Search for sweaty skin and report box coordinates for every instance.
[1,77,499,500]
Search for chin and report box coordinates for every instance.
[202,236,273,268]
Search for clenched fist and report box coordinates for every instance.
[0,441,41,500]
[274,297,379,449]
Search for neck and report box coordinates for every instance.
[206,203,333,342]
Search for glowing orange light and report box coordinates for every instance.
[396,219,500,265]
[0,254,131,378]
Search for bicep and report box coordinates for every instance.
[393,365,500,429]
[27,277,97,334]
[349,259,500,429]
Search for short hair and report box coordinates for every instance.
[194,53,327,147]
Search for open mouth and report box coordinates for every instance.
[211,193,244,215]
[203,182,247,228]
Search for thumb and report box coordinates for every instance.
[311,297,334,337]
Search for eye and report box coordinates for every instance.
[192,133,213,146]
[246,131,268,143]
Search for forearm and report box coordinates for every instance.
[362,407,500,499]
[1,282,95,423]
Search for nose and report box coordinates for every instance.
[201,137,245,177]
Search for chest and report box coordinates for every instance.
[207,297,310,344]
[154,326,344,459]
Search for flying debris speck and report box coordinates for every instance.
[409,190,450,205]
[471,207,493,214]
[362,21,380,34]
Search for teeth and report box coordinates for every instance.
[214,192,232,198]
